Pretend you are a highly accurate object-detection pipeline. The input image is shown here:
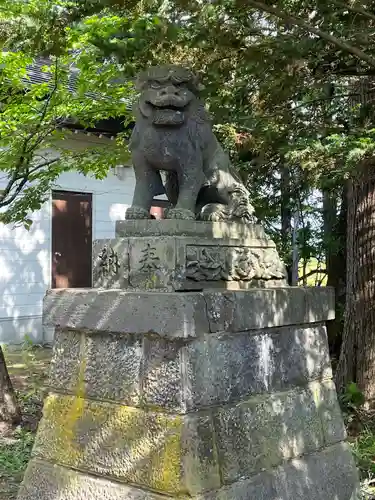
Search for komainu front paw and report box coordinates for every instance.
[125,206,151,220]
[165,208,196,220]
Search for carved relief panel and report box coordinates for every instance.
[186,246,286,282]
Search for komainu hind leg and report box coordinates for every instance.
[198,185,256,224]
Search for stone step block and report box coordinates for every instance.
[30,285,357,500]
[32,394,220,496]
[18,443,358,500]
[310,379,348,445]
[43,288,335,339]
[28,389,349,498]
[212,383,345,484]
[198,443,359,500]
[182,324,332,411]
[18,459,169,500]
[115,219,273,240]
[48,323,332,412]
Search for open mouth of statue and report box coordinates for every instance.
[147,102,185,111]
[160,105,184,111]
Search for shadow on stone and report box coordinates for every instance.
[16,221,359,500]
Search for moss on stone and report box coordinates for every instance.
[33,394,187,494]
[150,419,183,492]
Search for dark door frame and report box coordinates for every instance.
[51,189,93,289]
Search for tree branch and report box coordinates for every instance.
[26,125,61,155]
[298,268,328,282]
[28,156,62,173]
[0,61,63,207]
[1,161,55,208]
[26,58,59,147]
[0,133,31,204]
[245,0,375,69]
[0,173,29,208]
[331,0,375,23]
[291,92,360,111]
[237,92,361,123]
[0,150,91,209]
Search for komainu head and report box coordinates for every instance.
[135,64,206,126]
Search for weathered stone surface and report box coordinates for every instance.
[183,332,268,409]
[185,245,286,282]
[128,237,176,290]
[48,324,333,413]
[197,471,278,500]
[98,221,287,291]
[83,333,142,405]
[50,330,142,404]
[302,286,339,324]
[33,272,357,500]
[50,325,331,411]
[116,219,272,243]
[270,324,332,390]
[141,336,184,411]
[33,394,220,495]
[92,238,129,289]
[274,442,359,500]
[19,445,359,500]
[18,459,168,500]
[43,289,209,339]
[308,380,347,445]
[183,325,331,410]
[205,287,335,333]
[182,413,220,494]
[43,288,334,339]
[49,329,82,392]
[213,388,324,483]
[197,443,359,500]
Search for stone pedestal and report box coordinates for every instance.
[92,220,288,290]
[17,222,359,500]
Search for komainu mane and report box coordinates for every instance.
[125,64,255,223]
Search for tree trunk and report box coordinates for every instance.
[280,163,293,284]
[323,190,337,265]
[291,208,300,286]
[325,185,347,359]
[0,346,21,425]
[335,161,375,400]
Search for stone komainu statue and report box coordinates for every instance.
[125,64,255,223]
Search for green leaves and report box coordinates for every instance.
[1,0,375,236]
[0,27,135,225]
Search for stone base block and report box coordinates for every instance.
[19,442,358,500]
[27,382,350,497]
[42,287,335,339]
[18,459,167,500]
[31,394,220,495]
[203,442,359,500]
[17,286,358,499]
[93,220,288,291]
[47,323,335,413]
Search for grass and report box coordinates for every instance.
[348,415,375,500]
[340,384,375,500]
[0,344,52,500]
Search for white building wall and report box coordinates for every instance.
[0,151,135,344]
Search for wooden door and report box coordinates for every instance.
[52,190,92,289]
